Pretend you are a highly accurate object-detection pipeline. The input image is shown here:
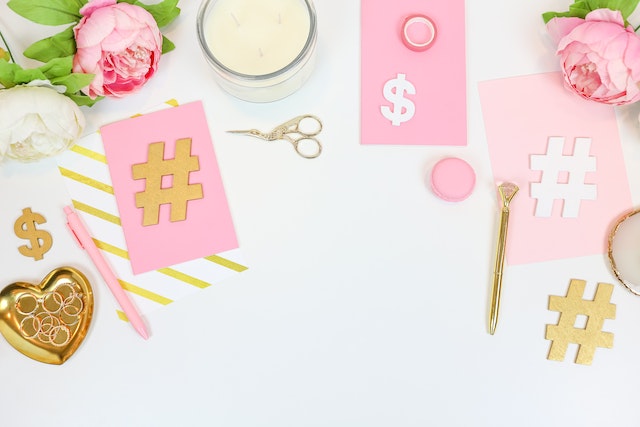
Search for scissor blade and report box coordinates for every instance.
[226,129,267,139]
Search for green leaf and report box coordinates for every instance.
[0,54,100,108]
[0,59,21,88]
[13,68,47,85]
[589,0,640,18]
[568,1,591,18]
[50,73,94,94]
[542,1,594,23]
[543,11,573,23]
[584,0,640,16]
[37,56,74,80]
[66,92,103,107]
[24,26,77,63]
[161,35,175,54]
[542,0,640,25]
[617,0,640,18]
[585,0,605,9]
[7,0,84,25]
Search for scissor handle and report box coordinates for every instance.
[285,114,323,137]
[288,136,322,159]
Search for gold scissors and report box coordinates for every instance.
[228,114,323,159]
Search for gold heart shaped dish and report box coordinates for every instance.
[0,267,94,364]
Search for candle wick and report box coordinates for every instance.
[258,47,264,58]
[230,12,240,27]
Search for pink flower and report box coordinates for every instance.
[547,9,640,105]
[72,0,162,98]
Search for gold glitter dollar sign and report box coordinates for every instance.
[14,208,53,261]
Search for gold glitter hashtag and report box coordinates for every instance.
[545,279,615,365]
[132,138,203,226]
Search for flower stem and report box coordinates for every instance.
[0,29,14,62]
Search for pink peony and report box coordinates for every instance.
[547,9,640,105]
[72,0,162,98]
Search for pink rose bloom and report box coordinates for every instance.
[73,0,162,98]
[547,9,640,105]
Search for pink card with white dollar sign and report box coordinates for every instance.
[361,0,467,145]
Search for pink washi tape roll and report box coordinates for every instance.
[402,14,437,51]
[430,157,476,202]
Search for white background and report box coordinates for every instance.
[2,1,640,426]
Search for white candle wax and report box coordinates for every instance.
[204,0,311,76]
[197,0,317,102]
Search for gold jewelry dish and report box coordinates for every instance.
[0,267,94,364]
[608,208,640,296]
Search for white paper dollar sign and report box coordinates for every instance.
[381,73,416,126]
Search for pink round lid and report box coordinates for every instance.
[430,157,476,202]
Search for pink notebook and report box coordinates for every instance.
[361,0,467,145]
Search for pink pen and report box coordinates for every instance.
[64,206,149,339]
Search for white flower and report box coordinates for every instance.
[0,85,85,162]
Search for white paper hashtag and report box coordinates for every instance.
[530,137,597,218]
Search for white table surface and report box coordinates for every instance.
[2,1,640,426]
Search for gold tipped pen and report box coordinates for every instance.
[489,182,518,335]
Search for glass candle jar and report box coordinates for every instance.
[197,0,318,103]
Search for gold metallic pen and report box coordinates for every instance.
[489,182,518,335]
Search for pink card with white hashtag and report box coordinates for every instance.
[361,0,466,145]
[479,72,632,265]
[101,101,238,274]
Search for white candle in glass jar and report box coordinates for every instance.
[205,0,310,75]
[197,0,317,102]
